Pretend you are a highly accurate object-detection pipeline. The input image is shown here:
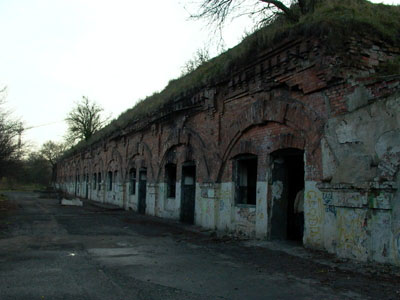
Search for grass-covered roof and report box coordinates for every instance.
[63,0,400,158]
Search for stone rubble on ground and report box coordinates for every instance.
[61,198,83,207]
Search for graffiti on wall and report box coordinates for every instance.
[237,208,256,223]
[235,207,256,236]
[336,209,368,260]
[334,192,364,208]
[368,191,392,210]
[218,188,232,212]
[305,188,324,246]
[322,192,337,216]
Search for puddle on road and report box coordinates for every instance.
[87,247,160,266]
[88,247,140,257]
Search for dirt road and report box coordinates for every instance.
[0,191,399,300]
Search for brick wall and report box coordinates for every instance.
[56,35,400,265]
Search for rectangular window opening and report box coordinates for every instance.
[235,156,257,205]
[165,164,177,198]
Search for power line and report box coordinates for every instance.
[23,120,66,131]
[17,120,66,150]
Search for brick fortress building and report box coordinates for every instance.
[55,22,400,265]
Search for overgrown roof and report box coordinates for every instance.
[63,0,400,158]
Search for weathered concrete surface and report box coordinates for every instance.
[318,92,400,264]
[0,191,399,300]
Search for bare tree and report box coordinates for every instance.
[181,46,211,75]
[40,140,66,168]
[189,0,320,30]
[0,87,22,177]
[38,141,66,184]
[66,96,109,143]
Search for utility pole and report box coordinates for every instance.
[17,122,24,158]
[16,120,64,156]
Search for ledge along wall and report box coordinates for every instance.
[56,35,400,266]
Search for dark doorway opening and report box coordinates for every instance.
[93,173,97,191]
[181,162,196,224]
[107,171,113,191]
[97,172,101,191]
[85,173,89,199]
[129,168,136,195]
[75,175,78,196]
[138,168,147,214]
[270,148,304,242]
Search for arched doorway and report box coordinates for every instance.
[270,148,305,242]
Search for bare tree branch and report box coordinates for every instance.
[259,0,298,22]
[40,141,67,168]
[188,0,321,34]
[0,87,22,177]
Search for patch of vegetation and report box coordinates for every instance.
[298,0,400,47]
[62,0,400,158]
[378,56,400,75]
[0,177,46,192]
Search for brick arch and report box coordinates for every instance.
[216,95,324,182]
[126,153,151,182]
[216,123,306,182]
[82,158,91,177]
[126,141,154,181]
[182,126,211,181]
[264,133,306,154]
[222,96,323,161]
[156,144,182,182]
[106,147,124,179]
[64,161,72,180]
[158,126,211,182]
[125,136,140,160]
[92,157,104,174]
[73,158,82,177]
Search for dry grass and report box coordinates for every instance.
[62,0,400,158]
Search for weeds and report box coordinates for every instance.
[379,56,400,75]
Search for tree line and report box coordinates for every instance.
[1,0,321,189]
[0,91,109,189]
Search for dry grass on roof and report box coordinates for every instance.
[61,0,400,159]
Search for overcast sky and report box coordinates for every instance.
[0,0,398,150]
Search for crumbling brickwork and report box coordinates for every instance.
[56,36,400,266]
